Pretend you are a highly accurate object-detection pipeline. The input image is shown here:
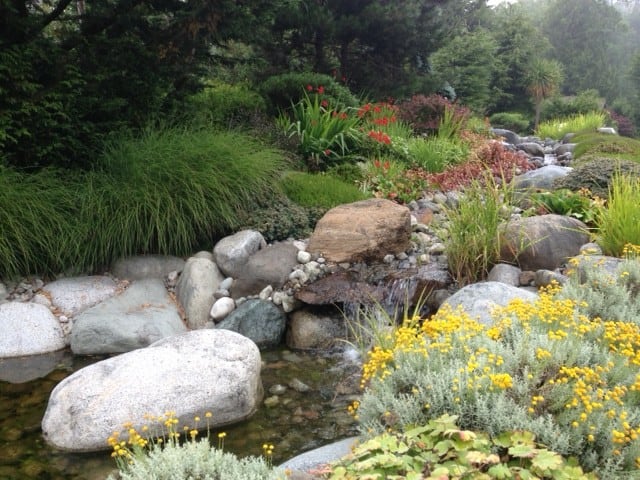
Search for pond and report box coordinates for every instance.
[0,347,361,479]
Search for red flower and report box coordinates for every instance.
[306,84,313,91]
[321,99,328,108]
[324,149,331,156]
[317,86,325,94]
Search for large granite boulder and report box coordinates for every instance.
[441,281,538,326]
[213,230,266,278]
[41,276,118,317]
[176,257,225,329]
[230,242,299,298]
[0,302,66,357]
[307,199,411,263]
[215,299,286,349]
[500,214,590,271]
[42,329,263,452]
[511,165,572,191]
[70,278,186,355]
[111,255,185,281]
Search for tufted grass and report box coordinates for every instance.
[280,171,368,209]
[596,174,640,257]
[535,111,607,140]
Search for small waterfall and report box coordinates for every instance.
[543,153,557,165]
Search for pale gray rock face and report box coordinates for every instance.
[511,165,572,191]
[213,229,266,278]
[70,278,186,355]
[176,257,224,329]
[42,329,263,452]
[111,255,185,281]
[0,302,66,357]
[487,263,522,287]
[442,281,538,326]
[230,242,299,298]
[500,214,590,271]
[516,142,545,157]
[42,276,118,317]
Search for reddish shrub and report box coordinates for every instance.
[397,94,470,136]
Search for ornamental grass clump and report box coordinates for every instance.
[595,174,640,257]
[352,284,640,477]
[106,411,283,480]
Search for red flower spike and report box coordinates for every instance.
[317,86,325,94]
[306,84,313,92]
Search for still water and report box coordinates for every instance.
[0,348,360,479]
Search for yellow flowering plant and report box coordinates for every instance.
[353,283,640,478]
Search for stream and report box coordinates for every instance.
[0,347,361,479]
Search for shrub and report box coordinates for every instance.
[595,174,640,257]
[185,81,266,129]
[79,127,286,270]
[278,92,362,170]
[541,89,604,122]
[236,195,324,243]
[528,188,601,227]
[559,246,640,324]
[489,112,531,133]
[571,132,640,162]
[535,112,608,140]
[352,285,640,477]
[0,166,80,278]
[281,171,368,209]
[552,158,640,200]
[440,176,513,285]
[259,72,359,115]
[360,159,426,204]
[407,136,470,173]
[330,413,595,479]
[397,94,470,136]
[608,109,637,138]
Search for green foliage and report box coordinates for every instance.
[535,112,607,140]
[360,159,427,204]
[281,171,368,209]
[407,136,470,173]
[429,28,502,113]
[186,82,266,129]
[525,58,564,130]
[330,414,595,480]
[278,92,362,170]
[354,287,640,477]
[325,163,366,185]
[541,90,604,122]
[560,249,640,324]
[528,189,600,226]
[442,176,513,285]
[260,73,359,115]
[0,166,80,278]
[571,132,640,162]
[595,174,640,257]
[236,195,324,243]
[553,158,640,200]
[489,112,531,134]
[108,438,282,480]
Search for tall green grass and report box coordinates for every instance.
[407,136,469,173]
[596,174,640,256]
[535,111,607,139]
[281,171,367,209]
[0,128,287,277]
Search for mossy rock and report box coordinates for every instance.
[553,158,640,199]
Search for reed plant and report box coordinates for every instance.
[78,127,286,271]
[0,165,80,278]
[442,175,513,285]
[407,136,470,173]
[535,112,607,140]
[595,174,640,256]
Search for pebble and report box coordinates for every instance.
[297,250,312,264]
[269,384,288,395]
[259,285,273,300]
[289,378,312,393]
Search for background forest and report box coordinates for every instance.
[2,0,640,277]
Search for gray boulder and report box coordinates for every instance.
[0,302,66,357]
[490,129,520,145]
[215,299,286,349]
[111,255,185,281]
[231,242,299,298]
[42,276,118,317]
[511,165,572,191]
[213,230,266,278]
[553,143,576,156]
[442,281,538,326]
[42,329,263,452]
[176,257,224,329]
[487,264,522,287]
[516,142,545,157]
[70,278,186,355]
[500,214,590,271]
[286,306,347,350]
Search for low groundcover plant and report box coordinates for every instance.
[351,276,640,478]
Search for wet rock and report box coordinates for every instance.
[289,378,312,393]
[215,299,286,349]
[287,306,347,350]
[511,165,572,191]
[294,271,384,306]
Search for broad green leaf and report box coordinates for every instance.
[531,450,563,472]
[508,444,536,458]
[487,464,513,479]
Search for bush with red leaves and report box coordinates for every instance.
[413,141,534,191]
[397,94,470,136]
[607,109,637,138]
